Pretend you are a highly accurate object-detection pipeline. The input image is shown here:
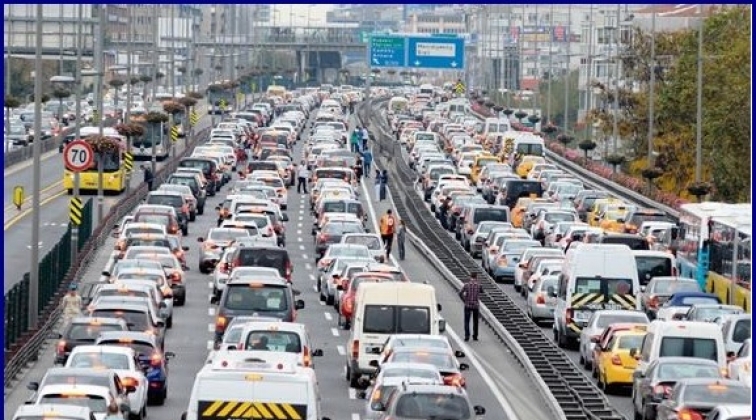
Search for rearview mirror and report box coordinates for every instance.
[459,363,469,371]
[215,206,221,211]
[281,213,289,222]
[295,299,305,310]
[369,402,385,412]
[182,246,189,251]
[210,295,219,305]
[672,313,686,321]
[227,345,237,351]
[312,349,324,357]
[368,360,379,368]
[474,406,486,416]
[454,350,466,358]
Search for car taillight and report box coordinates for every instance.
[56,341,66,355]
[351,340,359,359]
[150,353,162,367]
[677,408,703,420]
[536,293,546,305]
[611,355,622,366]
[303,346,312,367]
[169,272,181,284]
[565,308,574,324]
[285,261,292,282]
[215,316,227,333]
[648,295,659,309]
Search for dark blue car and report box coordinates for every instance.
[660,292,721,320]
[95,331,175,405]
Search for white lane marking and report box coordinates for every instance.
[319,300,325,306]
[298,214,303,220]
[309,274,315,281]
[324,312,333,321]
[337,345,346,356]
[348,388,356,400]
[208,307,216,316]
[297,229,302,235]
[445,324,522,420]
[207,324,214,332]
[207,340,214,350]
[360,180,398,266]
[302,254,308,259]
[207,281,213,289]
[351,414,360,420]
[298,237,303,242]
[331,328,339,337]
[297,222,303,228]
[299,245,305,250]
[305,263,312,270]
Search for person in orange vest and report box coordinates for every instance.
[379,209,397,260]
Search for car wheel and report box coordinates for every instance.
[190,211,196,222]
[167,316,173,329]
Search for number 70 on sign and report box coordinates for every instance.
[63,140,95,172]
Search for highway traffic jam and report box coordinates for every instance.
[8,82,752,420]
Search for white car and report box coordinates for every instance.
[358,363,444,420]
[211,247,235,300]
[340,233,385,262]
[65,345,148,420]
[34,384,126,420]
[727,339,752,387]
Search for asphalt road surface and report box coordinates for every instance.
[4,108,555,420]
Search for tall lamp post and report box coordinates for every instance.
[29,4,44,328]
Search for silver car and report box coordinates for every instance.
[578,310,650,369]
[468,221,512,258]
[526,274,559,324]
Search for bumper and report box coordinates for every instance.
[470,240,485,255]
[604,366,636,385]
[530,303,556,320]
[147,378,167,397]
[491,266,515,280]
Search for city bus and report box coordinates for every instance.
[675,202,751,289]
[130,112,170,162]
[63,127,128,194]
[706,214,752,311]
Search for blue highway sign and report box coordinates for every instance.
[369,35,406,68]
[407,36,465,70]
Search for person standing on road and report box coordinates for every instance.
[362,148,373,177]
[350,128,362,153]
[62,283,82,322]
[374,169,381,197]
[379,170,388,201]
[297,161,310,194]
[397,219,407,260]
[141,165,154,191]
[459,273,483,342]
[361,127,370,151]
[379,209,397,260]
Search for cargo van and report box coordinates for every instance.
[633,320,727,376]
[345,282,444,388]
[183,352,330,420]
[553,244,640,348]
[632,250,677,288]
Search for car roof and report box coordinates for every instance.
[96,331,157,344]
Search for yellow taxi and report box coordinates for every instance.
[587,198,625,227]
[470,153,500,185]
[511,197,550,228]
[598,206,632,232]
[516,155,546,178]
[595,329,646,391]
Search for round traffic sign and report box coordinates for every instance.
[64,139,95,172]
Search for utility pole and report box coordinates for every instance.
[151,4,160,176]
[71,4,84,263]
[124,4,133,193]
[546,4,554,123]
[647,11,656,168]
[170,5,176,158]
[583,4,594,142]
[5,6,14,144]
[694,4,704,183]
[96,4,106,223]
[29,3,44,329]
[611,4,621,155]
[563,4,572,132]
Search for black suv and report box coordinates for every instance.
[228,245,293,282]
[51,316,129,365]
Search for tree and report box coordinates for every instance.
[538,69,579,129]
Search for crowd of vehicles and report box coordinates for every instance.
[382,86,752,420]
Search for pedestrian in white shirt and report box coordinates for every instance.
[297,161,310,194]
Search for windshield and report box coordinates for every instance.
[322,222,363,235]
[363,305,429,335]
[125,227,164,237]
[224,285,289,312]
[391,352,457,370]
[677,296,719,306]
[90,310,148,331]
[652,281,699,295]
[343,236,381,250]
[93,150,121,172]
[659,337,718,361]
[383,368,439,381]
[244,331,301,352]
[692,307,743,321]
[68,352,130,369]
[616,335,645,350]
[330,246,370,259]
[682,384,751,405]
[39,395,107,413]
[134,214,170,225]
[98,340,155,356]
[66,323,123,341]
[545,213,576,223]
[596,314,648,328]
[209,229,249,242]
[473,208,509,224]
[657,363,720,380]
[394,393,470,419]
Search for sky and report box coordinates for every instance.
[272,4,335,26]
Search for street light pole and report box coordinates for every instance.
[96,4,106,223]
[5,6,14,143]
[71,4,84,263]
[29,3,44,329]
[563,4,572,132]
[612,4,621,155]
[647,11,656,168]
[170,5,176,158]
[694,4,704,183]
[546,4,554,123]
[124,5,134,194]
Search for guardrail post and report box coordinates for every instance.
[5,284,18,349]
[20,274,30,335]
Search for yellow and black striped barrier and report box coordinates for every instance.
[190,110,199,127]
[170,125,180,143]
[454,80,466,94]
[69,197,84,226]
[199,401,306,420]
[123,153,134,172]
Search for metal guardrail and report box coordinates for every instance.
[4,138,59,168]
[3,127,210,389]
[361,99,627,420]
[468,109,681,220]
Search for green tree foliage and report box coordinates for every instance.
[590,6,750,202]
[538,69,580,129]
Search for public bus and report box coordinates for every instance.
[674,202,751,291]
[705,214,752,311]
[63,127,128,195]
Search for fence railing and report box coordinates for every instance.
[3,127,210,388]
[4,138,61,168]
[4,198,93,350]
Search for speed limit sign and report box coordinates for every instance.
[64,139,95,172]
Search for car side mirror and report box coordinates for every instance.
[156,320,165,328]
[165,351,176,359]
[640,285,646,293]
[439,319,446,333]
[312,348,324,357]
[454,350,466,358]
[629,348,638,358]
[459,363,469,371]
[227,345,237,351]
[27,382,39,391]
[101,271,110,277]
[370,402,385,412]
[368,360,379,368]
[556,234,563,241]
[215,206,221,211]
[281,213,289,222]
[182,246,189,251]
[295,299,305,310]
[474,406,486,416]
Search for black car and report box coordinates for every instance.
[166,174,207,213]
[51,317,129,365]
[212,277,304,343]
[314,220,365,260]
[178,157,219,194]
[226,245,293,282]
[145,192,190,233]
[88,302,166,349]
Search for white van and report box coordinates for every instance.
[345,282,444,388]
[553,244,641,347]
[632,250,677,288]
[634,320,727,376]
[184,352,330,420]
